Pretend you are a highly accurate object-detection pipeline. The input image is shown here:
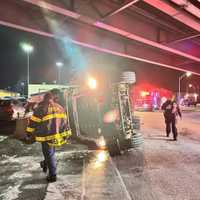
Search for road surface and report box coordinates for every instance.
[0,111,200,200]
[136,111,200,200]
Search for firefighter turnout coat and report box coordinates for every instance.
[26,101,71,147]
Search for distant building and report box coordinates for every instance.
[28,84,71,103]
[28,84,70,96]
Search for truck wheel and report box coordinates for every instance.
[131,132,143,148]
[107,138,121,157]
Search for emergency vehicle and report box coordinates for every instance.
[131,83,173,111]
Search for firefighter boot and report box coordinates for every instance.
[46,175,57,183]
[40,161,47,173]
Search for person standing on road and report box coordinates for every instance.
[161,99,182,141]
[25,92,71,182]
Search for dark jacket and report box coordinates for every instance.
[26,101,71,147]
[161,100,182,119]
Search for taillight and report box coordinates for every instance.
[4,106,13,114]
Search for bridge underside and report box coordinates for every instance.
[0,0,200,74]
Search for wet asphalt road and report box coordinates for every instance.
[1,111,200,200]
[137,111,200,200]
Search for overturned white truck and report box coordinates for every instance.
[24,72,143,156]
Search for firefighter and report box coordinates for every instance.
[25,92,71,182]
[50,88,65,107]
[161,99,182,141]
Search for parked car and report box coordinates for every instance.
[15,96,27,106]
[0,99,26,121]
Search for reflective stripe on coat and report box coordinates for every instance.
[26,102,71,146]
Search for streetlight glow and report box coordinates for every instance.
[178,71,192,104]
[20,42,34,97]
[186,71,192,77]
[21,43,34,53]
[56,62,63,68]
[56,61,63,84]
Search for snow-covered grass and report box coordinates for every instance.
[0,183,22,200]
[0,135,7,142]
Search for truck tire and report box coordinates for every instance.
[107,138,121,157]
[131,131,143,149]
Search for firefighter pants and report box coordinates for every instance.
[165,117,177,140]
[41,142,56,176]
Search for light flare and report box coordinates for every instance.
[103,109,119,123]
[93,151,108,168]
[98,136,106,149]
[88,77,97,89]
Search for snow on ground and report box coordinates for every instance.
[44,175,83,200]
[1,183,23,200]
[0,135,7,142]
[137,111,200,200]
[0,138,47,200]
[0,138,89,200]
[144,132,200,200]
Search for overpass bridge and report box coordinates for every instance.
[0,0,200,74]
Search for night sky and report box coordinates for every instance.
[0,25,198,93]
[0,26,63,88]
